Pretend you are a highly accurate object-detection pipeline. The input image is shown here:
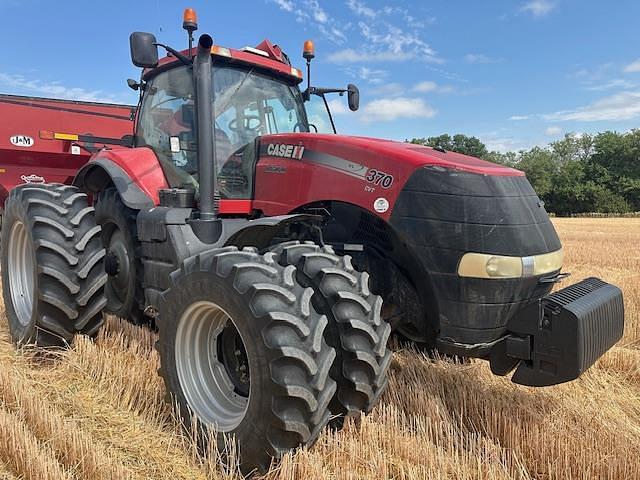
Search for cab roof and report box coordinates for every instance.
[146,39,304,84]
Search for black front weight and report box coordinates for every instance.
[490,277,624,387]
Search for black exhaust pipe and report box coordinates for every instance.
[195,34,216,221]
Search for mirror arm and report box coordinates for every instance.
[311,87,347,96]
[154,43,193,66]
[320,94,337,134]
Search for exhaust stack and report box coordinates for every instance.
[194,33,217,222]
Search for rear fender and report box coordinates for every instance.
[138,210,321,309]
[73,147,168,209]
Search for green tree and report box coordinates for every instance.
[410,133,489,159]
[592,130,640,179]
[513,147,556,199]
[550,133,594,164]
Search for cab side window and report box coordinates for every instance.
[136,67,199,186]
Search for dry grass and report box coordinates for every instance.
[0,218,638,479]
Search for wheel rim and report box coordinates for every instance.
[7,221,35,327]
[103,224,131,309]
[175,301,250,431]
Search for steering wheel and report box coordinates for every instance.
[228,115,262,133]
[293,122,308,133]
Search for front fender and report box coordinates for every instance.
[73,147,168,209]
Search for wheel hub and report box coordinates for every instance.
[218,323,250,397]
[103,226,131,307]
[7,221,35,326]
[175,301,250,431]
[104,251,120,276]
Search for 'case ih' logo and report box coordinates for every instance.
[10,135,34,147]
[266,143,305,160]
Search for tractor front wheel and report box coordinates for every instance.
[156,247,336,474]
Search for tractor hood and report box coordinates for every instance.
[260,133,522,178]
[255,133,526,223]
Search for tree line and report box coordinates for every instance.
[409,132,640,216]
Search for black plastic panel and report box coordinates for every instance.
[390,166,562,346]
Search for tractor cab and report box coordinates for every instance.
[135,57,312,200]
[130,21,355,207]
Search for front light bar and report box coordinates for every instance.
[458,249,563,279]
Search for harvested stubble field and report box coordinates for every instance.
[0,218,638,480]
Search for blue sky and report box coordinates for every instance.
[1,0,639,152]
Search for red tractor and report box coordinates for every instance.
[0,9,624,473]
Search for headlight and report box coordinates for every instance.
[458,249,563,279]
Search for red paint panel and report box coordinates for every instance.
[89,147,168,205]
[152,42,303,84]
[218,199,253,215]
[254,133,525,221]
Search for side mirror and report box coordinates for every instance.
[129,32,159,68]
[347,84,360,112]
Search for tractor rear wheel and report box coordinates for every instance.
[1,184,107,346]
[271,241,392,422]
[156,247,336,474]
[95,188,145,324]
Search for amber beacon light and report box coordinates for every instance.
[183,8,198,31]
[303,39,315,60]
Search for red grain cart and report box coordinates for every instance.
[0,94,134,217]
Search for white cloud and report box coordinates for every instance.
[361,97,436,122]
[585,79,635,91]
[327,98,350,115]
[545,126,563,136]
[345,1,435,28]
[522,0,555,17]
[358,21,440,63]
[624,59,640,73]
[355,67,388,84]
[306,0,328,23]
[270,0,346,43]
[413,81,437,92]
[0,72,124,103]
[328,48,414,63]
[509,115,530,121]
[543,90,640,121]
[482,135,538,153]
[318,24,347,43]
[465,53,499,64]
[320,1,443,65]
[412,81,453,93]
[346,0,376,19]
[271,0,294,11]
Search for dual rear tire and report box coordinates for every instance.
[156,243,392,473]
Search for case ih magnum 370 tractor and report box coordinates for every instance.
[0,10,624,473]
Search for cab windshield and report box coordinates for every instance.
[136,64,309,198]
